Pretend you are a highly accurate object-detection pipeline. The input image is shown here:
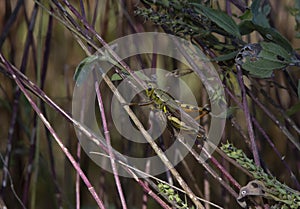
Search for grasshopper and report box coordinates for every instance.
[74,52,209,140]
[144,83,210,139]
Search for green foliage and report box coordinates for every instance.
[136,0,299,78]
[73,55,101,86]
[235,42,296,78]
[238,0,293,52]
[136,0,240,56]
[134,7,208,37]
[2,0,299,208]
[250,0,271,28]
[111,73,123,81]
[286,102,300,116]
[158,183,195,209]
[212,51,238,62]
[192,3,241,38]
[221,143,300,209]
[288,0,300,38]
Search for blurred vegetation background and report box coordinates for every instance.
[0,0,299,209]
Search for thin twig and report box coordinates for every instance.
[0,152,26,209]
[176,134,239,198]
[228,0,247,12]
[0,53,107,209]
[0,40,175,209]
[52,2,206,207]
[236,65,261,166]
[0,0,24,48]
[225,85,299,185]
[91,151,224,209]
[100,69,206,209]
[94,72,128,209]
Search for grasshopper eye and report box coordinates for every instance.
[203,107,211,113]
[240,190,247,197]
[147,83,155,91]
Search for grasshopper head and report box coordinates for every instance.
[145,83,156,97]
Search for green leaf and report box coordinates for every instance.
[251,0,271,28]
[259,42,292,64]
[74,55,103,86]
[241,0,294,52]
[239,8,253,20]
[253,12,270,28]
[237,42,294,78]
[241,57,286,78]
[288,1,300,34]
[238,9,255,35]
[111,73,123,81]
[238,20,255,35]
[74,55,97,82]
[192,3,241,38]
[160,0,169,7]
[213,51,238,62]
[286,103,300,116]
[255,26,294,53]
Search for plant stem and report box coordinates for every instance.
[0,53,107,209]
[236,65,260,166]
[94,73,128,209]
